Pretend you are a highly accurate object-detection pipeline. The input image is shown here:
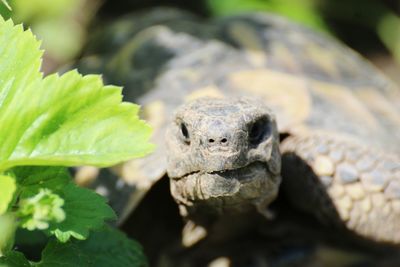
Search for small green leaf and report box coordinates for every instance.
[48,183,116,242]
[12,167,71,231]
[0,251,31,267]
[76,226,148,267]
[1,228,148,266]
[0,175,16,215]
[18,189,65,231]
[12,166,70,198]
[0,17,154,172]
[37,227,148,267]
[37,241,91,267]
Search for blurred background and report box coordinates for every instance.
[0,0,399,83]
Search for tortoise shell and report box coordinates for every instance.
[76,8,400,241]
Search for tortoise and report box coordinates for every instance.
[75,7,400,267]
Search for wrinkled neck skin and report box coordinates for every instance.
[166,98,282,232]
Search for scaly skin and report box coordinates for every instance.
[166,98,281,227]
[281,131,400,243]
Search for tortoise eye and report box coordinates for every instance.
[180,123,190,145]
[249,117,271,146]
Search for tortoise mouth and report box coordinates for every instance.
[208,161,268,180]
[169,161,275,204]
[171,161,268,181]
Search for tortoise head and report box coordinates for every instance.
[166,97,281,223]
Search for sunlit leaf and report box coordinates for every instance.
[0,17,153,172]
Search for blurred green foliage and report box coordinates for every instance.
[1,0,398,65]
[7,0,79,22]
[206,0,400,63]
[207,0,328,32]
[317,0,400,63]
[0,0,98,69]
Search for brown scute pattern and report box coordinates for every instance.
[219,14,393,90]
[77,10,400,241]
[281,132,400,243]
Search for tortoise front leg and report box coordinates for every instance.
[280,132,400,244]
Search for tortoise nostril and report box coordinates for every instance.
[207,137,228,146]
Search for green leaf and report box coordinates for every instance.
[75,227,148,267]
[37,241,91,267]
[13,167,115,242]
[18,189,65,231]
[0,176,16,215]
[0,251,31,267]
[0,17,153,172]
[12,166,70,198]
[48,183,116,242]
[12,166,117,242]
[37,227,148,267]
[12,167,71,231]
[1,228,148,267]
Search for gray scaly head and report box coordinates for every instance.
[166,97,281,226]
